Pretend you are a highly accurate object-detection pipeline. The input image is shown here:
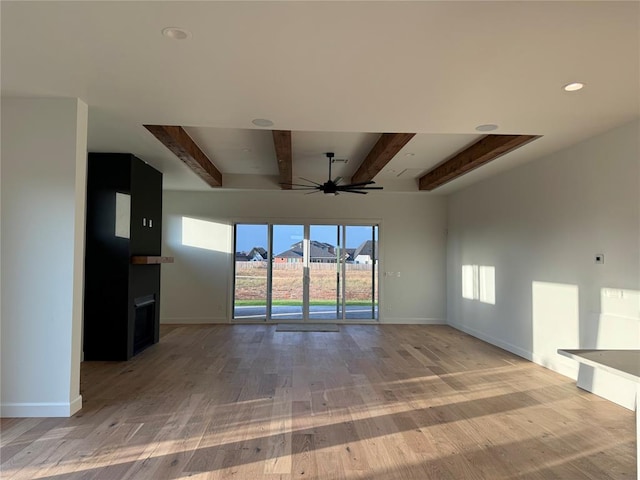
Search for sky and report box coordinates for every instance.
[235,224,378,255]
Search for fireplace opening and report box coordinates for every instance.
[134,294,155,354]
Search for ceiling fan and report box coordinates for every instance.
[283,152,383,195]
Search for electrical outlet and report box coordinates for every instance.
[595,254,604,264]
[603,288,624,299]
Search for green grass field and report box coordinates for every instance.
[235,263,378,304]
[234,299,378,306]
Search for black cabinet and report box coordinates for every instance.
[83,153,163,361]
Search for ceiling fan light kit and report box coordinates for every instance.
[282,152,383,195]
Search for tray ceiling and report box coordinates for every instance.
[2,1,638,193]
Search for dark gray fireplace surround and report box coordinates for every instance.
[83,153,163,361]
[133,295,156,354]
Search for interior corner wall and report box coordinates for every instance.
[446,120,640,410]
[1,97,88,417]
[160,191,447,325]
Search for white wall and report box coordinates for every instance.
[161,191,447,324]
[1,97,88,417]
[447,120,640,409]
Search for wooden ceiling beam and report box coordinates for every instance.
[144,125,222,187]
[419,134,541,191]
[272,130,292,189]
[351,132,416,184]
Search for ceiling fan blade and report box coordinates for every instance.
[281,182,319,188]
[342,181,376,188]
[337,185,383,191]
[345,190,368,194]
[299,177,322,186]
[333,176,342,185]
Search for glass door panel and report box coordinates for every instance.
[233,224,268,320]
[308,225,341,320]
[271,225,304,320]
[345,225,378,320]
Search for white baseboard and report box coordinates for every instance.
[447,321,534,360]
[381,317,445,325]
[1,395,82,418]
[161,317,229,324]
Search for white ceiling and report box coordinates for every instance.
[2,1,638,194]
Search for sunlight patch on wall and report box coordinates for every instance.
[462,265,495,305]
[462,265,477,300]
[114,192,130,239]
[181,216,230,252]
[532,281,579,367]
[596,287,640,348]
[479,266,495,304]
[600,288,640,319]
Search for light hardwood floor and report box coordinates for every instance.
[1,324,636,479]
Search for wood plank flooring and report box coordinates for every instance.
[1,324,636,479]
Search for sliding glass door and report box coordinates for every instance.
[344,225,378,319]
[270,224,304,320]
[233,222,378,322]
[308,225,341,320]
[233,224,269,320]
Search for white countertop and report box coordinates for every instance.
[558,349,640,383]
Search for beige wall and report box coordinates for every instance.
[160,190,448,324]
[1,97,88,417]
[447,120,640,409]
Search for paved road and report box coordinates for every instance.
[234,304,378,320]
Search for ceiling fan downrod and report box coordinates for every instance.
[326,152,335,181]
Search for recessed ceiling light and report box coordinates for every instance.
[563,82,585,92]
[475,124,498,132]
[252,118,274,127]
[404,153,415,157]
[162,27,191,40]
